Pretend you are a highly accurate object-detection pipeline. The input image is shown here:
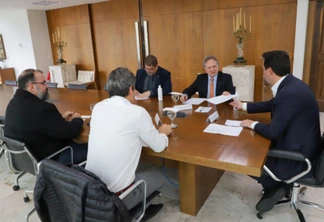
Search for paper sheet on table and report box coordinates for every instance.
[183,98,206,105]
[194,106,212,113]
[207,94,239,105]
[81,115,91,119]
[135,96,149,100]
[173,104,192,111]
[163,107,180,113]
[203,123,243,136]
[225,120,242,127]
[169,92,183,95]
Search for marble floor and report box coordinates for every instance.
[1,113,324,222]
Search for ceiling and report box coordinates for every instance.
[0,0,109,10]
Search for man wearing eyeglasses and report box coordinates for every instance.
[4,69,87,164]
[135,55,172,99]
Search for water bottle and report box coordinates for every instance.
[158,85,163,101]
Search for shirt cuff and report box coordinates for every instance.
[250,121,259,129]
[242,103,247,111]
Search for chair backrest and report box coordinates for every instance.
[46,82,58,88]
[5,80,17,86]
[315,135,324,186]
[67,84,87,90]
[77,70,95,83]
[34,159,130,222]
[0,135,38,175]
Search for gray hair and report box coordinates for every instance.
[203,56,219,68]
[107,67,135,97]
[18,68,43,89]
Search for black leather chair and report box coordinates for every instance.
[0,135,73,222]
[0,116,5,158]
[5,80,17,86]
[34,159,161,222]
[67,83,87,90]
[256,148,324,222]
[46,82,58,88]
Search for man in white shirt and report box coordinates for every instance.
[86,67,172,212]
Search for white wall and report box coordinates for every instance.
[27,10,53,76]
[0,9,53,79]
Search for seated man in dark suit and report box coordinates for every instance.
[135,55,172,98]
[180,56,235,102]
[4,69,87,164]
[230,50,322,213]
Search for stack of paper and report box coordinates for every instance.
[207,94,239,105]
[203,123,243,136]
[173,104,192,111]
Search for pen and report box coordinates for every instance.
[199,107,204,112]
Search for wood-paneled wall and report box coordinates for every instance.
[46,0,299,101]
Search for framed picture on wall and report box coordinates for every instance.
[0,34,7,60]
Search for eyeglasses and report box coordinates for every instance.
[32,80,47,85]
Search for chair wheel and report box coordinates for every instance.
[13,185,20,191]
[24,196,30,202]
[257,212,263,219]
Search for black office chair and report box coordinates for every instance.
[5,80,17,86]
[46,82,58,88]
[256,148,324,222]
[0,135,73,222]
[34,159,161,222]
[0,116,5,158]
[67,83,87,90]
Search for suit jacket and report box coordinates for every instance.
[135,66,172,97]
[182,72,235,98]
[4,89,83,161]
[247,74,322,179]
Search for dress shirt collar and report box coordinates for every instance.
[271,75,288,97]
[109,96,131,105]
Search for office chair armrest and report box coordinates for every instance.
[263,149,312,184]
[119,180,147,222]
[44,146,74,164]
[267,149,307,162]
[78,160,87,167]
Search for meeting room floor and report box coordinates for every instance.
[1,113,324,222]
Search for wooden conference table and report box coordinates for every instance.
[0,85,271,216]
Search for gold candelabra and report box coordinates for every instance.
[52,28,67,64]
[233,8,252,65]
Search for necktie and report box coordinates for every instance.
[210,77,214,98]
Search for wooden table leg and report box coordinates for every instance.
[178,162,224,216]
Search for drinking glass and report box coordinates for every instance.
[171,94,180,105]
[167,110,178,128]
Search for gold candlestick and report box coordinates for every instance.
[52,28,67,64]
[233,8,252,65]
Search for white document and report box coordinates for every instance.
[203,123,243,137]
[81,115,91,119]
[207,94,239,105]
[163,107,180,113]
[135,96,149,100]
[225,120,242,127]
[195,106,212,113]
[173,104,192,111]
[184,98,206,105]
[169,92,183,95]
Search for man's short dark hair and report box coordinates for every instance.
[144,55,158,66]
[107,67,135,97]
[262,50,291,77]
[18,69,36,89]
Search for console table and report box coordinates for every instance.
[0,68,16,84]
[222,65,255,101]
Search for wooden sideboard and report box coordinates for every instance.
[0,68,16,84]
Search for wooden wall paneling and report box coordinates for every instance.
[304,1,317,84]
[47,5,96,73]
[142,12,204,93]
[202,0,296,11]
[90,0,140,89]
[203,3,296,101]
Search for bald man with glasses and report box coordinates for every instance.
[4,69,88,164]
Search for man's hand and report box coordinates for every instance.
[137,91,151,98]
[62,111,74,120]
[240,119,254,129]
[229,99,243,110]
[180,94,188,102]
[158,124,172,136]
[222,91,231,96]
[71,112,81,120]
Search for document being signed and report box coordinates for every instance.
[203,123,243,136]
